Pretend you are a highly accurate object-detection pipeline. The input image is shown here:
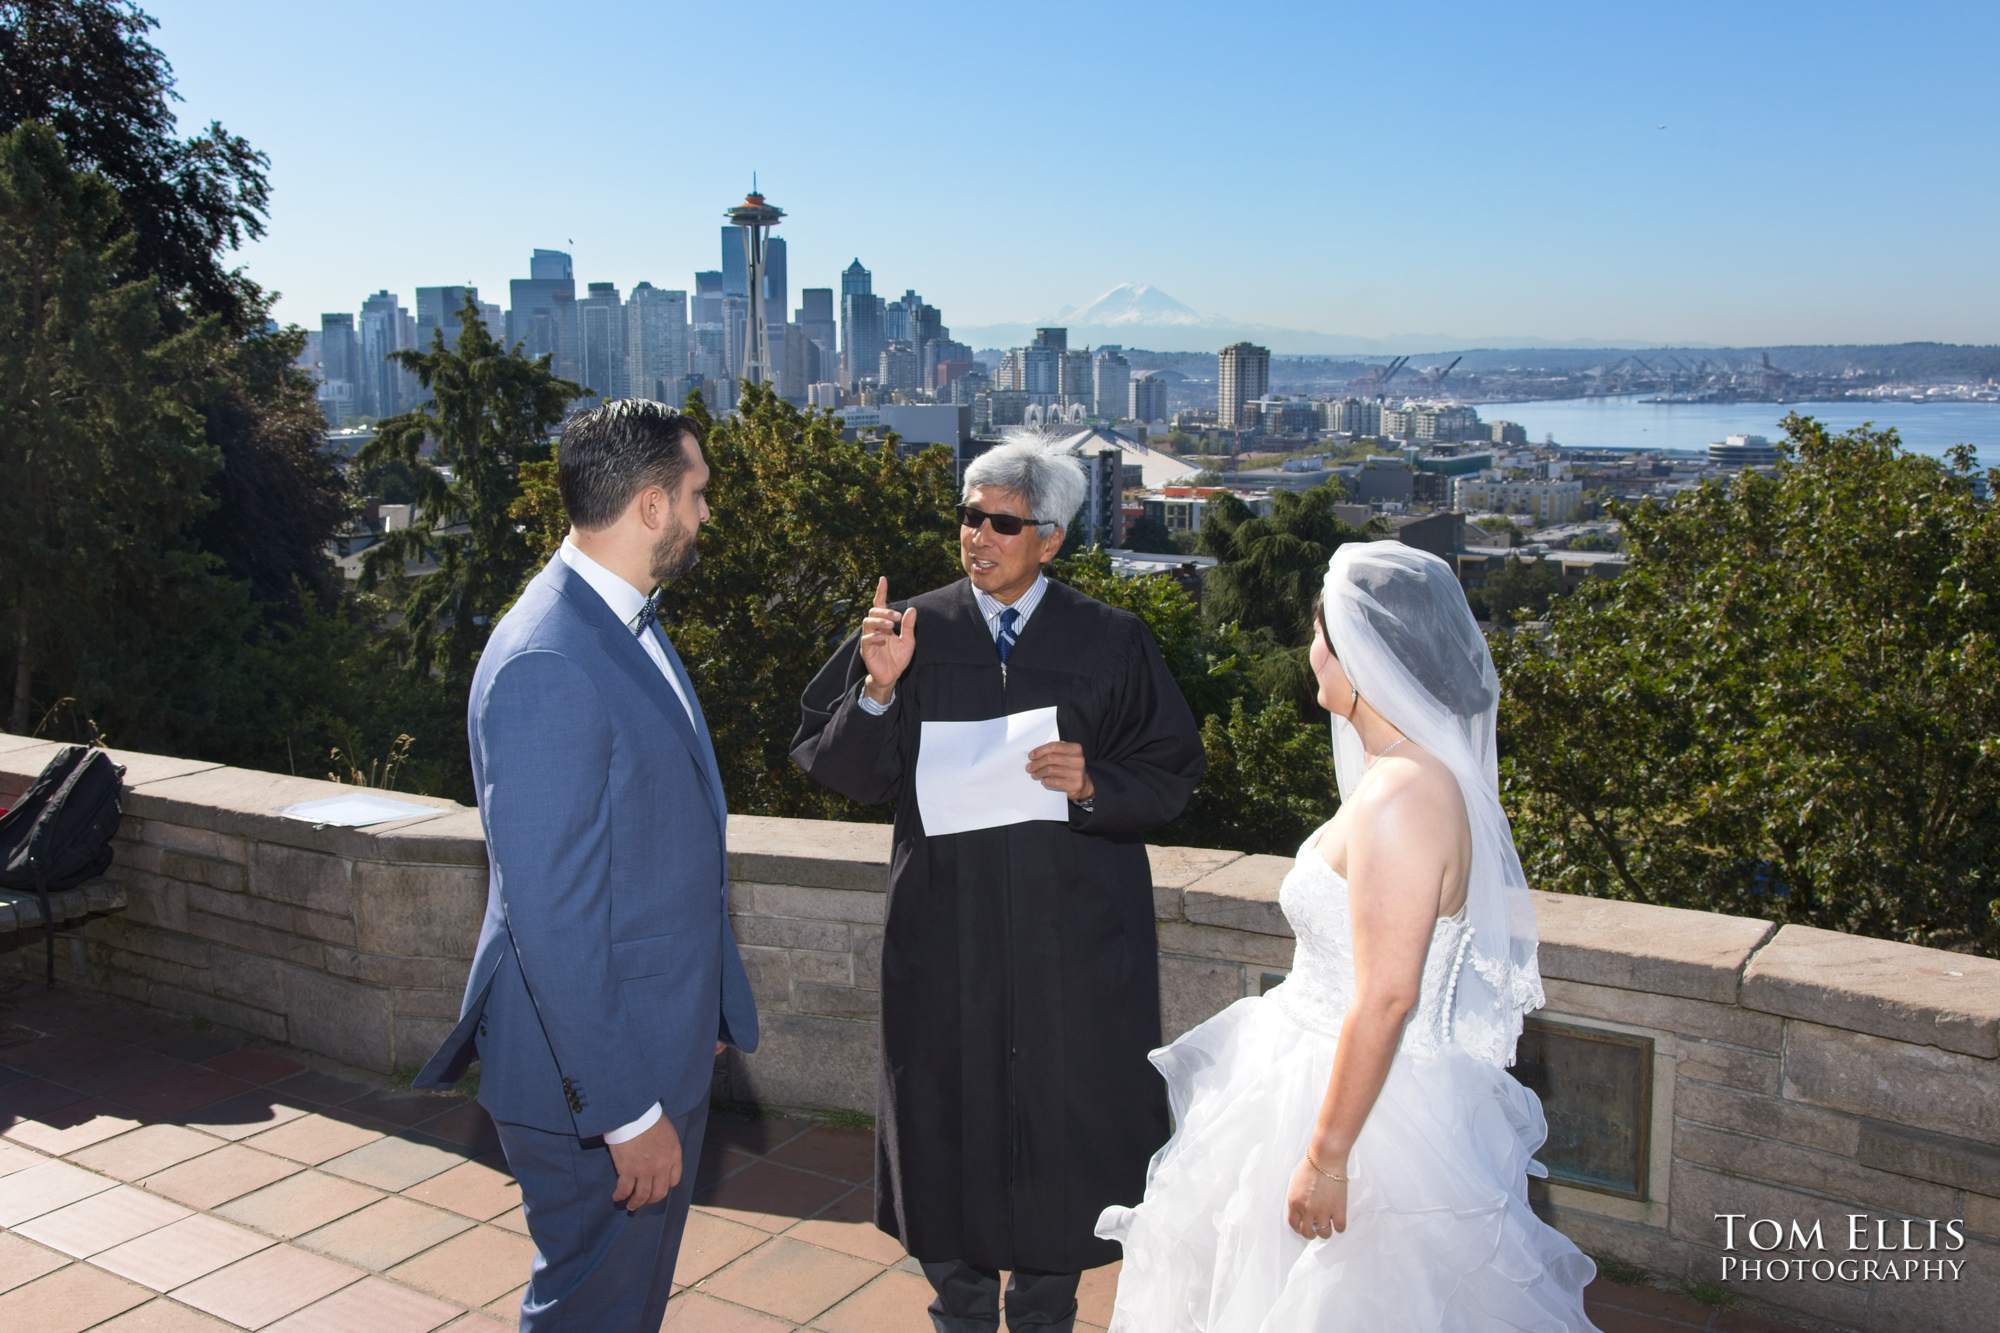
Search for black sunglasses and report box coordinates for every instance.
[957,504,1048,537]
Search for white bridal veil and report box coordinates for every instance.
[1321,541,1546,1066]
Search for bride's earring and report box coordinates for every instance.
[1346,685,1359,719]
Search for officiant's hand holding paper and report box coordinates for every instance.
[1027,741,1094,801]
[915,707,1070,836]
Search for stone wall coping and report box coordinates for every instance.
[1742,923,2000,1058]
[0,736,455,860]
[1529,891,1778,1005]
[0,737,224,790]
[7,731,1992,1057]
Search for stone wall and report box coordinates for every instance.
[3,732,1996,1331]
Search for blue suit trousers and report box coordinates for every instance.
[497,1100,711,1330]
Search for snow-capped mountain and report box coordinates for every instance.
[952,284,1639,355]
[1052,283,1214,329]
[956,284,1387,354]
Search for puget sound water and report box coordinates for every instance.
[1469,396,1998,470]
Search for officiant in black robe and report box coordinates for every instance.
[791,439,1204,1333]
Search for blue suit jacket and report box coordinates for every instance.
[415,552,759,1137]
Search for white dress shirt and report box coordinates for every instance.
[555,537,692,1145]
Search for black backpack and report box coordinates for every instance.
[0,745,126,985]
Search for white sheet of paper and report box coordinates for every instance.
[915,706,1070,837]
[278,793,441,827]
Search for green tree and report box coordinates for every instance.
[1054,545,1332,852]
[516,384,964,818]
[1197,481,1365,639]
[358,295,580,689]
[675,387,964,816]
[1470,556,1564,624]
[1,0,269,332]
[1177,695,1337,854]
[192,324,348,609]
[1494,416,2000,953]
[0,121,224,732]
[4,1,343,623]
[1122,513,1178,553]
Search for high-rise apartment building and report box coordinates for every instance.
[626,283,689,402]
[1022,345,1060,396]
[1033,327,1068,353]
[1092,349,1130,420]
[1130,371,1168,423]
[1218,342,1271,430]
[1060,349,1094,408]
[879,341,922,393]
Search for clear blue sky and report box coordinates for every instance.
[147,0,1998,348]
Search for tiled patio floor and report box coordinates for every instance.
[0,983,1811,1332]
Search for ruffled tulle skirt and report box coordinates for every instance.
[1095,989,1600,1331]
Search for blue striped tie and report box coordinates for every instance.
[996,606,1019,664]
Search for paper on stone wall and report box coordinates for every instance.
[914,706,1069,837]
[278,793,440,827]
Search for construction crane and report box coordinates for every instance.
[1422,355,1463,388]
[1353,354,1409,397]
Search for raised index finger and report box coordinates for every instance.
[873,576,888,610]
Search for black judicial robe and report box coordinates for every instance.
[790,576,1205,1273]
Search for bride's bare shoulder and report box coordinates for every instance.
[1355,750,1465,838]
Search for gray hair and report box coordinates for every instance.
[962,430,1087,536]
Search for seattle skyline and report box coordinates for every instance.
[146,0,2000,348]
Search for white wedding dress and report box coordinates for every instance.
[1096,828,1600,1330]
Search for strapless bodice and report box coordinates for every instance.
[1269,837,1474,1057]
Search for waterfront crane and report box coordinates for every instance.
[1423,355,1463,387]
[1352,354,1409,397]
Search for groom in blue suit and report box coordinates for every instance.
[417,399,758,1330]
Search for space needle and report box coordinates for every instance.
[725,182,785,387]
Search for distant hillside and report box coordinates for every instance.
[1328,343,2000,380]
[975,341,2000,382]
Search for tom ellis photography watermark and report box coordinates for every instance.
[1715,1214,1968,1282]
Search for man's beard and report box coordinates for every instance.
[650,519,699,587]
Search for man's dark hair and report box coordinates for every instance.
[557,400,706,529]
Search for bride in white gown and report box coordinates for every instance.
[1096,543,1599,1331]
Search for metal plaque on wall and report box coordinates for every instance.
[1509,1018,1653,1199]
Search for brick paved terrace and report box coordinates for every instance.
[0,986,1811,1333]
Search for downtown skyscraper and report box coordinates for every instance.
[840,259,883,391]
[508,249,578,383]
[626,283,689,402]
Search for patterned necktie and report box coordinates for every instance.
[996,606,1020,664]
[632,592,660,637]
